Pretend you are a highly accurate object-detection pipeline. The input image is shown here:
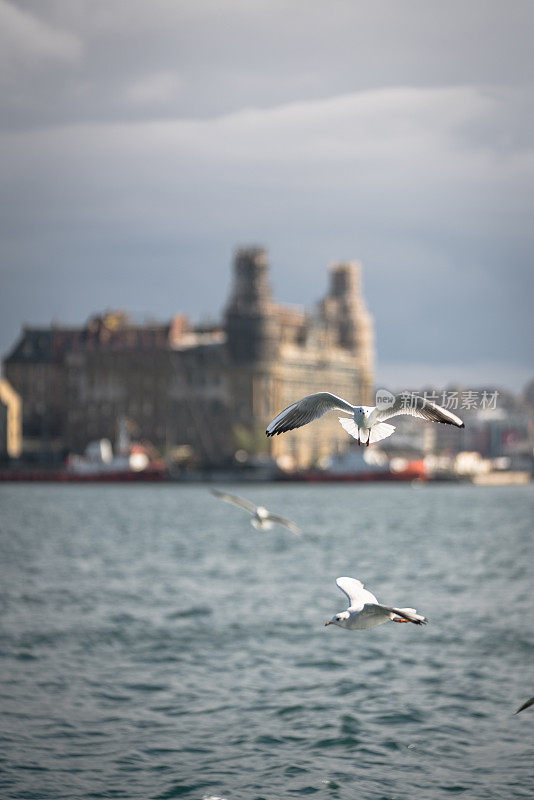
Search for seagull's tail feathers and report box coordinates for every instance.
[369,423,395,444]
[338,418,395,444]
[391,607,427,625]
[251,518,272,531]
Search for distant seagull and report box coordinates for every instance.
[210,489,302,536]
[514,696,534,715]
[266,392,465,446]
[325,576,427,630]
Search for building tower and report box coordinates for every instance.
[320,261,374,403]
[224,246,280,364]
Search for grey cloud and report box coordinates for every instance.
[124,71,184,106]
[0,0,82,78]
[1,84,532,369]
[2,86,531,239]
[4,0,534,130]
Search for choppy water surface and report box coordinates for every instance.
[0,483,533,800]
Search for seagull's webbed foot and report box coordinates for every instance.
[393,618,408,623]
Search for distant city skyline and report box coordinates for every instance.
[1,1,533,391]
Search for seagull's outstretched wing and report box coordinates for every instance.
[336,576,379,611]
[266,393,355,436]
[380,605,428,625]
[210,489,257,515]
[514,696,534,714]
[375,395,464,427]
[265,513,303,536]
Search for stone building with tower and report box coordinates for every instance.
[2,247,374,470]
[224,247,374,469]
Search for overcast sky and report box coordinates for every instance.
[1,0,533,390]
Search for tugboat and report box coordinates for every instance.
[65,419,165,481]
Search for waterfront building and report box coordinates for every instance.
[2,247,374,469]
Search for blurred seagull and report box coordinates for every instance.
[210,489,302,536]
[514,696,534,714]
[325,576,427,630]
[266,392,464,446]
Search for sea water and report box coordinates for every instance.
[0,483,532,799]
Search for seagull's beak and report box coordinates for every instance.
[324,621,333,626]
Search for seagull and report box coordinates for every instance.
[514,696,534,715]
[210,489,302,536]
[266,392,464,446]
[325,576,427,630]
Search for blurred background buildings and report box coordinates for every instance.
[1,246,374,472]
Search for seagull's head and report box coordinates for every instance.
[325,611,350,628]
[354,407,365,425]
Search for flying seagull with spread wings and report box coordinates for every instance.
[210,489,302,536]
[266,392,464,446]
[325,576,427,630]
